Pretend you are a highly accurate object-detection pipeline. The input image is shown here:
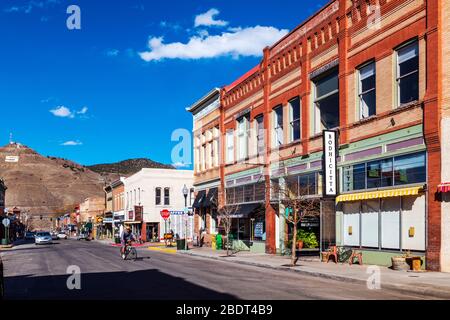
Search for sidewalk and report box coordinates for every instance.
[179,246,450,299]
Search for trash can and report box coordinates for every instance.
[114,237,121,244]
[176,238,186,250]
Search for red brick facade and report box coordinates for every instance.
[190,0,445,269]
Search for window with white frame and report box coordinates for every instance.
[358,62,376,119]
[155,188,161,205]
[273,105,283,147]
[256,115,265,156]
[237,115,249,160]
[213,127,219,167]
[226,129,234,164]
[194,135,200,173]
[313,68,339,133]
[289,97,301,142]
[396,40,419,106]
[164,187,170,205]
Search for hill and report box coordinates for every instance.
[0,143,105,215]
[87,158,174,181]
[0,143,175,215]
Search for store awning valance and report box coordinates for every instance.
[203,188,218,208]
[192,190,206,209]
[438,183,450,193]
[227,203,262,219]
[336,186,423,203]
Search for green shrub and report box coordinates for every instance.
[296,229,319,249]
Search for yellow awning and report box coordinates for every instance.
[336,186,423,203]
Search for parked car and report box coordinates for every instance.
[35,232,53,245]
[50,232,59,240]
[25,231,35,240]
[57,232,68,240]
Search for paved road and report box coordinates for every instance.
[0,240,433,300]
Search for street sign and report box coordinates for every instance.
[2,218,10,227]
[160,209,170,220]
[323,130,338,197]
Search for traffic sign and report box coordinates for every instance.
[160,209,170,220]
[2,218,10,227]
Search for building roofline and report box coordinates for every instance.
[186,88,221,114]
[224,65,260,93]
[269,0,338,53]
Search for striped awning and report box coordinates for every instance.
[438,183,450,193]
[336,186,423,203]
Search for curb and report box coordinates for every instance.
[179,251,450,300]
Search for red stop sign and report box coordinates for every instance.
[160,209,170,220]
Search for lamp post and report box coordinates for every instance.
[182,184,189,251]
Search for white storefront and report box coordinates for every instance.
[124,168,194,241]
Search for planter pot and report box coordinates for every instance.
[406,256,423,271]
[391,256,410,271]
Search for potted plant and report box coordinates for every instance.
[296,229,318,249]
[392,251,413,271]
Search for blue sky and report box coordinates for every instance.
[0,0,328,167]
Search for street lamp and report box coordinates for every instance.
[182,184,189,250]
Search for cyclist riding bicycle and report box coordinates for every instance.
[121,226,135,255]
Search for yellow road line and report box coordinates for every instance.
[148,247,177,254]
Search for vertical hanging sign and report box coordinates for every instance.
[323,130,338,197]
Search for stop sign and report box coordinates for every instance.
[160,209,170,220]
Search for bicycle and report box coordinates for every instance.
[121,241,138,260]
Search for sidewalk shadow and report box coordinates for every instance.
[4,269,238,300]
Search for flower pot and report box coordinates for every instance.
[406,256,423,271]
[391,256,410,271]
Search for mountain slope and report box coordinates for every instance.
[0,143,176,215]
[0,143,105,214]
[87,158,174,180]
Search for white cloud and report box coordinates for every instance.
[50,105,88,118]
[50,106,74,118]
[139,26,289,61]
[61,140,83,146]
[194,8,228,28]
[77,107,88,114]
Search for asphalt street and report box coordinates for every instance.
[0,239,434,300]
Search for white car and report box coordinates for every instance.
[35,232,53,245]
[57,232,68,239]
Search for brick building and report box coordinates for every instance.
[188,0,450,270]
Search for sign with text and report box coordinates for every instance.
[323,130,338,197]
[160,209,170,220]
[5,156,19,163]
[134,206,143,222]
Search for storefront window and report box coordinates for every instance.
[226,183,266,204]
[394,152,426,186]
[341,152,425,192]
[353,163,366,191]
[340,195,425,251]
